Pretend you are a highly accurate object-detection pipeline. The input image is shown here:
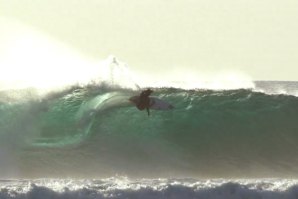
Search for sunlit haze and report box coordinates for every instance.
[0,18,105,91]
[0,0,297,90]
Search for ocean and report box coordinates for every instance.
[0,78,298,199]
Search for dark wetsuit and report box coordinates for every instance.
[137,89,153,116]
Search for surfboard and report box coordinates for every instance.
[129,96,174,110]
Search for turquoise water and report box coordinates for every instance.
[0,82,298,178]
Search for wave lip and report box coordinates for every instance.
[0,178,298,199]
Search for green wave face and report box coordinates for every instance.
[1,86,298,178]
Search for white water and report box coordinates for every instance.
[0,178,297,199]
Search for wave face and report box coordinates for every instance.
[0,81,298,178]
[1,178,298,199]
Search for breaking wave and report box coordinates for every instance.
[0,81,298,178]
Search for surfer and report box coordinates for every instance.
[137,88,153,116]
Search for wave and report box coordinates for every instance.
[1,178,298,199]
[1,83,298,178]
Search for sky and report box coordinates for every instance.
[0,0,298,81]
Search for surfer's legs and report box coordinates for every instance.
[146,107,150,116]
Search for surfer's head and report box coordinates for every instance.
[145,88,153,95]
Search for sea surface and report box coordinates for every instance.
[0,79,298,198]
